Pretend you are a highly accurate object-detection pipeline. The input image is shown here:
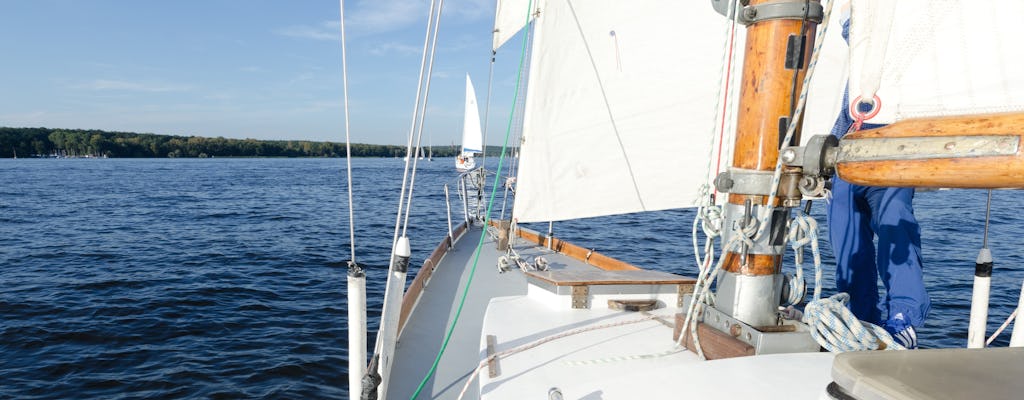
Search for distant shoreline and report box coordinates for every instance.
[0,127,508,159]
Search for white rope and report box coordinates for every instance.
[562,347,684,366]
[455,314,666,400]
[987,308,1019,346]
[677,232,747,360]
[786,212,824,304]
[803,293,904,352]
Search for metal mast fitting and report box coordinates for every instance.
[713,0,820,328]
[712,0,824,26]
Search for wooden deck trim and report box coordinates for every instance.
[525,270,695,286]
[398,221,469,335]
[673,314,755,360]
[489,220,643,271]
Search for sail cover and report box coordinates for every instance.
[462,74,484,154]
[848,0,1024,123]
[511,0,736,223]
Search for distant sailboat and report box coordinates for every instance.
[456,74,483,172]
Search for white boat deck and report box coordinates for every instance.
[387,224,674,398]
[388,225,840,399]
[387,226,528,399]
[479,291,837,399]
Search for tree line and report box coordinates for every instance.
[0,127,472,158]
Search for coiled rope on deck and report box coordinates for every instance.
[803,293,904,352]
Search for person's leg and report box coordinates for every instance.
[864,186,930,346]
[828,177,882,324]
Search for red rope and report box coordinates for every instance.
[713,18,739,197]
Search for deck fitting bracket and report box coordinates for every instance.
[571,285,589,309]
[677,283,695,307]
[486,334,501,378]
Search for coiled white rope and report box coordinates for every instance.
[803,293,904,352]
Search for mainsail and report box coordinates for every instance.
[847,0,1024,123]
[507,0,737,223]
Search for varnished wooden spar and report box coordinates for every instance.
[835,112,1024,188]
[725,0,818,275]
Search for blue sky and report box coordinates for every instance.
[0,0,525,145]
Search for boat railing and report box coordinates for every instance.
[445,167,491,226]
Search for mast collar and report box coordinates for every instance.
[712,0,823,26]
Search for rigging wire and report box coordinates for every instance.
[408,0,535,397]
[694,0,741,277]
[338,2,369,397]
[401,0,446,237]
[710,0,742,197]
[338,0,356,264]
[371,0,441,395]
[481,51,497,174]
[387,0,438,255]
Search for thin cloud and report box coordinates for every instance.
[369,41,422,56]
[346,0,424,35]
[346,0,490,35]
[77,79,193,92]
[276,21,341,41]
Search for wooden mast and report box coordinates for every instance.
[716,0,819,327]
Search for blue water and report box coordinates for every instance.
[1,158,1021,398]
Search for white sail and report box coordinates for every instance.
[461,74,484,156]
[493,0,536,51]
[847,0,1024,124]
[802,1,852,142]
[511,0,737,223]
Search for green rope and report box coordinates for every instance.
[408,1,534,398]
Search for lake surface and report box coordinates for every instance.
[1,158,1022,398]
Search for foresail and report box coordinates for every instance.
[848,0,1024,123]
[512,0,738,223]
[462,74,483,155]
[493,0,536,51]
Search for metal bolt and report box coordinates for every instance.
[781,148,797,163]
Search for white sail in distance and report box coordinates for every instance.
[462,74,484,156]
[509,0,738,223]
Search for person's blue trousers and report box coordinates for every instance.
[827,176,930,330]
